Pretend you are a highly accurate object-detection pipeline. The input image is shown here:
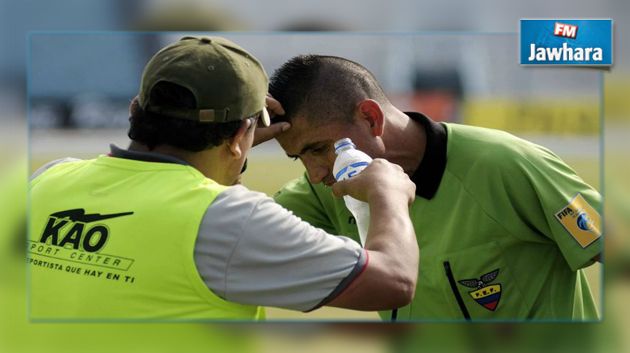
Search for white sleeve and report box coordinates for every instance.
[30,157,81,181]
[193,186,367,311]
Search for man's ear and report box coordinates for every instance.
[227,119,252,158]
[356,99,384,137]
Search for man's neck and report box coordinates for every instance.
[381,109,427,176]
[128,141,194,163]
[127,141,226,182]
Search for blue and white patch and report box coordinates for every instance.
[520,19,613,66]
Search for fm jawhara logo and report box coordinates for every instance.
[520,19,612,66]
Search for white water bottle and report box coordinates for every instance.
[332,138,373,247]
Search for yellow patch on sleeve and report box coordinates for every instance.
[554,193,601,248]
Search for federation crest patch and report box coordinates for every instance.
[458,269,502,311]
[555,193,601,248]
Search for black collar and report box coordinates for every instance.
[406,112,447,200]
[108,144,190,166]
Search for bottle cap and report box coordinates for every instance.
[334,138,355,154]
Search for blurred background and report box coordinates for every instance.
[1,0,628,352]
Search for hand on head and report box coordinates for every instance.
[252,95,291,147]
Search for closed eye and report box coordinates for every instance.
[309,145,329,156]
[286,153,300,161]
[286,142,330,162]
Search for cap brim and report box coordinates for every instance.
[260,108,271,127]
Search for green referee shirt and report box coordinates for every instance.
[274,113,601,321]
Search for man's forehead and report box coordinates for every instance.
[277,117,340,154]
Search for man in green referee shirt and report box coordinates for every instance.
[269,55,602,321]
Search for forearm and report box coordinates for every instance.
[327,198,417,311]
[325,159,419,310]
[364,196,419,302]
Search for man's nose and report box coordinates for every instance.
[304,161,330,185]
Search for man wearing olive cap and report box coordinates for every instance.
[28,36,419,320]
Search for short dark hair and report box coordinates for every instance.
[127,81,242,151]
[268,55,389,124]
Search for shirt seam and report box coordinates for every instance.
[303,174,339,234]
[444,167,535,308]
[187,188,257,315]
[514,153,602,271]
[222,192,259,301]
[444,167,516,239]
[190,205,256,315]
[306,174,333,219]
[30,157,81,182]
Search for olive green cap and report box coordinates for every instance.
[138,36,270,126]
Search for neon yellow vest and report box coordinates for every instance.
[29,155,265,320]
